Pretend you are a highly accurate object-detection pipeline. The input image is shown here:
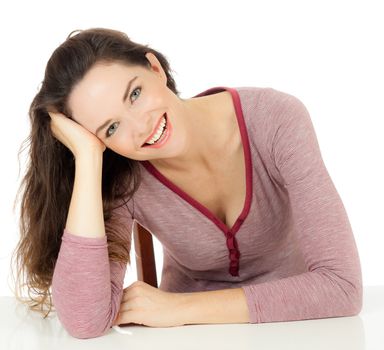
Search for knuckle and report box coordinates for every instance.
[133,280,144,288]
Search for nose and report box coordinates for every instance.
[130,113,154,144]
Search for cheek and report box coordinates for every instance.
[109,129,136,155]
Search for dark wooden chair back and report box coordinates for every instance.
[133,222,158,288]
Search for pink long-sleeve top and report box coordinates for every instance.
[51,86,363,338]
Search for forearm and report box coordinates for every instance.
[65,151,105,238]
[179,288,250,325]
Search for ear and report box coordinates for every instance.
[145,52,167,84]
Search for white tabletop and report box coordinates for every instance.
[0,286,383,350]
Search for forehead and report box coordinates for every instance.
[67,62,145,128]
[69,62,139,107]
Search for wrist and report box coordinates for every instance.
[74,148,104,164]
[178,288,250,325]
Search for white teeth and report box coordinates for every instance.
[146,116,166,144]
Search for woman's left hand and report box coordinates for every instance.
[112,281,187,327]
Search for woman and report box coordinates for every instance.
[13,27,363,339]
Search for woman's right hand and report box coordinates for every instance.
[48,111,106,157]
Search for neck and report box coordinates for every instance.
[150,91,237,174]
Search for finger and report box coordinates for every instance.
[113,310,143,326]
[124,281,143,292]
[121,293,129,303]
[120,291,141,308]
[48,110,68,120]
[121,282,145,301]
[47,111,59,119]
[122,289,135,302]
[121,288,146,303]
[118,304,131,315]
[120,296,139,313]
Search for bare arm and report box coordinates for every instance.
[65,151,105,238]
[49,111,106,238]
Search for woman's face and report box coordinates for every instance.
[67,52,185,161]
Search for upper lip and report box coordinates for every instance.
[142,113,166,145]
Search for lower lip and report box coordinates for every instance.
[142,113,172,149]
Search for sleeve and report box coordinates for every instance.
[51,200,134,338]
[241,89,363,323]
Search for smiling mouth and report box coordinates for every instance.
[142,113,167,147]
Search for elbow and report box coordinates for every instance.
[68,329,108,340]
[52,284,116,339]
[53,297,117,339]
[59,318,112,339]
[345,267,363,317]
[53,295,114,339]
[317,266,363,319]
[332,271,363,318]
[344,280,363,317]
[319,249,363,318]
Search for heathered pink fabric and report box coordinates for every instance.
[51,86,363,338]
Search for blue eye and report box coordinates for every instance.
[105,87,140,138]
[106,122,119,138]
[130,87,141,102]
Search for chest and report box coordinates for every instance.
[161,146,246,230]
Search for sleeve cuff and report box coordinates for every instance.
[62,228,108,248]
[241,285,261,323]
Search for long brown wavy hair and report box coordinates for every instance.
[11,28,179,317]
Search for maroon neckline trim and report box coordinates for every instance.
[140,87,253,276]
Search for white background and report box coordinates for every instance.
[0,0,383,296]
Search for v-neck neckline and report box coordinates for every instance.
[140,86,253,236]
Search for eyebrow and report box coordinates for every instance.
[95,76,138,136]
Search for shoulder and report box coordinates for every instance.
[233,86,313,173]
[234,87,311,136]
[234,86,305,110]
